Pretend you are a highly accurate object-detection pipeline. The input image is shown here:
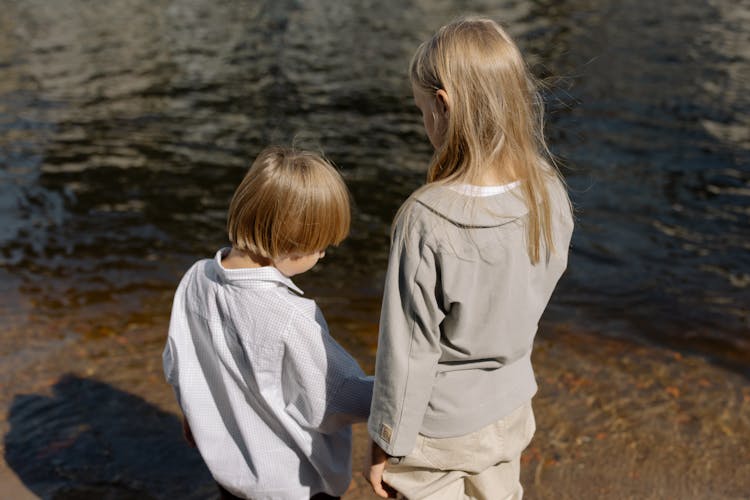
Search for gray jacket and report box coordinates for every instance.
[368,178,574,456]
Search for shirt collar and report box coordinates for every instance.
[212,248,304,295]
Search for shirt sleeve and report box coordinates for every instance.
[162,337,177,386]
[368,210,445,456]
[164,281,188,408]
[281,305,374,434]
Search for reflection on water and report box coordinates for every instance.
[0,0,748,373]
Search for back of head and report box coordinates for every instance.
[410,17,544,183]
[227,146,351,260]
[410,17,570,263]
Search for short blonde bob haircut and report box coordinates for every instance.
[227,146,350,260]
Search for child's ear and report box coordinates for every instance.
[435,89,451,116]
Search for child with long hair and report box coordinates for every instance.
[364,17,574,499]
[164,146,373,499]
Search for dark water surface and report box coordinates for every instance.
[0,0,748,400]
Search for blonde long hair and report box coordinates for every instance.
[410,17,569,263]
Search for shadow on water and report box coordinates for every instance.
[5,375,217,500]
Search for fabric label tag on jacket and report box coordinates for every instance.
[380,423,393,444]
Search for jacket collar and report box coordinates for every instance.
[212,248,304,295]
[414,182,529,228]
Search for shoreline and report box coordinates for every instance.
[1,318,748,499]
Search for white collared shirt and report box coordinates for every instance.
[448,180,522,197]
[163,249,373,499]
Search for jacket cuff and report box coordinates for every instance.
[367,418,413,457]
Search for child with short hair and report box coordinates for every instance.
[163,146,373,500]
[364,17,574,499]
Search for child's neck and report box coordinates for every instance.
[463,165,520,186]
[221,248,270,269]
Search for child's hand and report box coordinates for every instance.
[182,416,196,447]
[362,440,397,498]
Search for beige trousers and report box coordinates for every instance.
[382,401,535,500]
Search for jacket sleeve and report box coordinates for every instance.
[368,210,445,456]
[281,306,374,434]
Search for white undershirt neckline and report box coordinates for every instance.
[448,180,521,197]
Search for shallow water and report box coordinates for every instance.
[0,0,748,384]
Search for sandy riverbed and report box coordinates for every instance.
[1,313,748,499]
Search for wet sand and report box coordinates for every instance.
[1,312,748,499]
